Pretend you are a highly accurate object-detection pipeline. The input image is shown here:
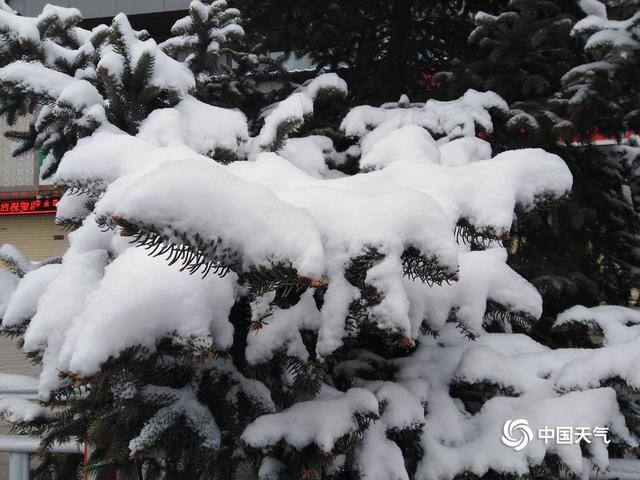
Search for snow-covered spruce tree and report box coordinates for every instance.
[159,0,274,112]
[0,6,195,187]
[433,0,586,147]
[434,0,640,316]
[555,0,640,137]
[1,5,640,480]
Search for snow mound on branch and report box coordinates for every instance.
[359,125,441,170]
[573,11,640,51]
[56,130,193,190]
[138,95,249,155]
[355,422,409,480]
[242,388,378,451]
[0,10,39,42]
[113,158,326,278]
[21,250,108,397]
[393,328,637,479]
[2,264,63,330]
[579,0,607,19]
[246,290,322,364]
[405,248,542,337]
[341,89,507,147]
[439,136,493,166]
[60,247,237,377]
[0,62,102,109]
[556,305,640,346]
[257,73,348,150]
[279,136,343,178]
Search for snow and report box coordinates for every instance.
[130,383,221,453]
[1,264,62,330]
[60,247,237,377]
[393,327,638,479]
[0,10,39,42]
[360,125,441,170]
[439,136,492,167]
[0,62,74,98]
[0,57,630,478]
[0,244,34,276]
[0,0,15,14]
[304,72,348,99]
[138,95,249,156]
[573,12,640,52]
[579,0,607,19]
[0,61,103,111]
[242,388,378,451]
[111,13,195,93]
[341,89,508,144]
[405,248,542,337]
[0,397,45,423]
[257,73,348,150]
[278,136,337,178]
[22,250,108,397]
[113,158,326,278]
[246,290,321,364]
[355,422,409,480]
[39,4,82,24]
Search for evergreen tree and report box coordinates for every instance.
[160,0,271,111]
[435,0,640,317]
[239,0,504,103]
[0,4,639,480]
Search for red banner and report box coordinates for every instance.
[0,197,58,215]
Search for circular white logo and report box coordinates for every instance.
[501,419,533,451]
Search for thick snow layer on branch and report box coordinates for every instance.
[22,250,107,397]
[55,130,192,189]
[242,388,378,451]
[341,90,508,146]
[579,0,607,19]
[114,158,325,278]
[2,264,62,330]
[138,95,248,155]
[355,422,409,480]
[556,305,640,345]
[574,12,640,51]
[405,248,542,337]
[0,244,34,276]
[279,136,340,178]
[0,61,102,109]
[0,10,39,42]
[59,247,236,376]
[393,328,637,479]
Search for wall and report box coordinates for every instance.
[0,214,68,261]
[11,0,190,18]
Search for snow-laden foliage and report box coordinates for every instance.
[557,0,640,135]
[0,3,638,480]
